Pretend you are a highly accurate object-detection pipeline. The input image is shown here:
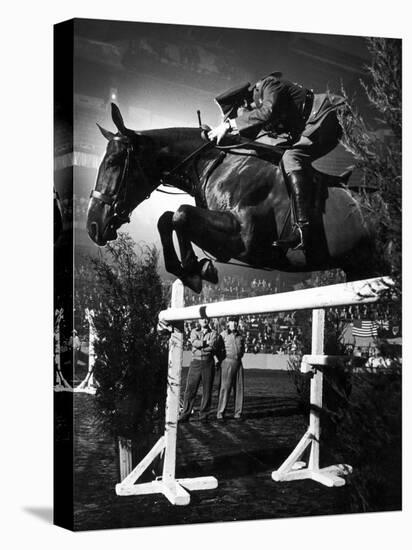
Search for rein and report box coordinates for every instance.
[159,140,215,191]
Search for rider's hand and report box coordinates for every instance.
[207,121,230,144]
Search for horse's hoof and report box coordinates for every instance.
[182,273,203,294]
[198,259,218,284]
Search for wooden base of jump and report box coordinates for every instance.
[54,379,72,392]
[54,374,97,394]
[272,311,353,487]
[54,369,72,392]
[115,436,217,505]
[74,372,97,394]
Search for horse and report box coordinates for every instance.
[87,103,382,293]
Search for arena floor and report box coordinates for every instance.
[59,370,355,531]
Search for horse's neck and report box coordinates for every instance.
[141,127,212,196]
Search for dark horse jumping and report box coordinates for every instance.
[87,104,381,293]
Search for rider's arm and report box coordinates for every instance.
[235,77,284,134]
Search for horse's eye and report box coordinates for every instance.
[107,152,125,167]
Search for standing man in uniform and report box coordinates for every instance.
[216,316,245,421]
[208,72,345,251]
[179,317,218,423]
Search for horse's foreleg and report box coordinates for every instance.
[157,211,183,278]
[157,211,202,293]
[174,229,199,274]
[172,205,244,273]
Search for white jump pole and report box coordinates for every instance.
[75,309,97,394]
[159,277,393,323]
[54,308,72,392]
[115,280,218,504]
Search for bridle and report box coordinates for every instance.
[90,136,138,225]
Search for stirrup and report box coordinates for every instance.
[272,223,308,251]
[292,222,310,250]
[292,225,304,250]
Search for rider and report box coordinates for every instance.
[207,72,345,251]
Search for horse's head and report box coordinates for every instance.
[87,103,156,246]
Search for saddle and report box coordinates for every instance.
[200,124,289,164]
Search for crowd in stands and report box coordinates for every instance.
[177,275,289,305]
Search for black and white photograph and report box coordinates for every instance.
[53,16,402,531]
[2,0,409,547]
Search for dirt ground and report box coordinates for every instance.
[54,369,356,531]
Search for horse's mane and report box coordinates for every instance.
[139,127,204,148]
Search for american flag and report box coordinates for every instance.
[352,319,378,338]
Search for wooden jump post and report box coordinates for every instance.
[115,276,393,504]
[54,308,72,392]
[75,308,98,394]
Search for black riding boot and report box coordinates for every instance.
[272,170,310,251]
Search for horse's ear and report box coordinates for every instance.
[111,103,136,138]
[97,123,115,141]
[111,103,128,134]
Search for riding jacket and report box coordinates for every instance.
[233,74,345,143]
[234,75,314,141]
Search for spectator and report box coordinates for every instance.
[365,346,393,369]
[179,318,218,423]
[216,317,245,421]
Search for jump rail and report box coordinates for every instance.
[116,276,394,505]
[159,277,393,323]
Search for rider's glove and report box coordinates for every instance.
[207,120,231,144]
